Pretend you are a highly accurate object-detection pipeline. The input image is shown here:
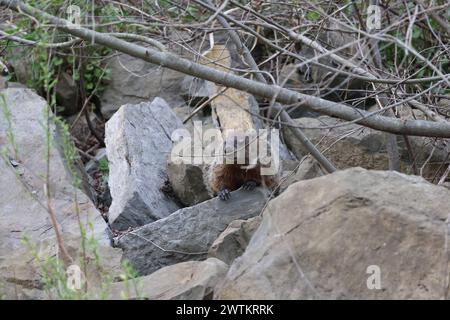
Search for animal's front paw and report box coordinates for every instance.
[242,180,258,190]
[219,188,231,201]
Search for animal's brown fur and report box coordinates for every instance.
[207,163,278,195]
[204,132,280,199]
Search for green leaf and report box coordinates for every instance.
[94,68,103,77]
[306,11,321,21]
[53,57,63,66]
[412,26,422,40]
[98,158,109,175]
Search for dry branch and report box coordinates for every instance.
[1,0,450,140]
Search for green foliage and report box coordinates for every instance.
[54,115,82,187]
[153,0,202,22]
[98,158,109,176]
[119,260,145,300]
[306,10,321,21]
[0,93,18,159]
[20,229,143,299]
[21,234,82,299]
[68,46,112,93]
[381,22,449,94]
[3,0,113,105]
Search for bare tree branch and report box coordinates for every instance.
[201,0,337,173]
[2,0,450,139]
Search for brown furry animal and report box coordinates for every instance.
[205,133,279,200]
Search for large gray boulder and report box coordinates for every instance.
[109,258,228,300]
[215,168,450,299]
[0,88,107,250]
[105,98,183,231]
[100,53,186,119]
[284,115,450,178]
[283,116,391,170]
[0,88,117,299]
[116,187,270,276]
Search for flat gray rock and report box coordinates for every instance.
[116,187,269,276]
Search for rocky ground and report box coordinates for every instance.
[1,48,450,300]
